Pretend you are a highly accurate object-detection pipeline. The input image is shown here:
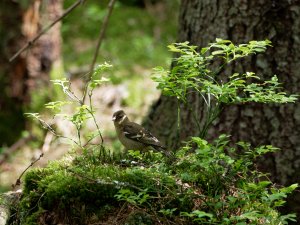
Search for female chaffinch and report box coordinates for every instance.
[112,110,167,153]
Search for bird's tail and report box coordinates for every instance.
[154,146,175,160]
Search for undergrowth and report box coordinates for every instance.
[7,39,298,224]
[10,137,297,224]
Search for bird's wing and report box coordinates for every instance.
[123,122,165,149]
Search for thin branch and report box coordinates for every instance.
[9,0,85,62]
[13,152,44,188]
[82,0,116,103]
[86,91,104,145]
[89,0,116,76]
[65,80,83,103]
[37,118,81,148]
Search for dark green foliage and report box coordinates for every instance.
[152,40,297,138]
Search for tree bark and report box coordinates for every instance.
[0,0,62,145]
[145,0,300,217]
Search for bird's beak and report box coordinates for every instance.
[112,116,116,121]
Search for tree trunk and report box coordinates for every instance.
[145,0,300,217]
[0,0,62,145]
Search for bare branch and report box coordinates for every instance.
[82,0,116,103]
[9,0,85,62]
[12,152,44,188]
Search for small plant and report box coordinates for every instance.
[111,135,298,224]
[152,39,297,138]
[26,63,112,152]
[115,188,150,205]
[174,135,298,224]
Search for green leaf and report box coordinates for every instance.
[168,44,182,52]
[92,63,113,77]
[192,210,213,219]
[24,113,40,120]
[44,101,72,112]
[200,47,208,54]
[212,50,225,56]
[238,211,261,220]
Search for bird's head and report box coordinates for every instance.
[112,110,129,125]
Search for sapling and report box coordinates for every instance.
[152,39,297,138]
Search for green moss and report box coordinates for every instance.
[12,138,296,224]
[22,208,46,225]
[15,149,172,223]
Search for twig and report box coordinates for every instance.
[12,152,44,189]
[9,0,85,62]
[36,118,81,148]
[10,132,52,188]
[87,91,104,145]
[82,0,116,103]
[113,202,127,224]
[64,81,83,103]
[89,0,116,77]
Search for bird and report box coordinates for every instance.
[112,110,168,155]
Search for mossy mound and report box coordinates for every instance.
[9,138,297,225]
[11,150,182,224]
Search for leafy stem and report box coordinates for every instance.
[199,104,222,139]
[27,64,111,152]
[86,89,104,146]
